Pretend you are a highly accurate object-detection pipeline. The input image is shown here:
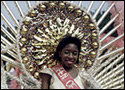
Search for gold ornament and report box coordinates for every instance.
[28,64,34,72]
[68,6,74,12]
[34,72,39,79]
[21,28,28,35]
[89,23,95,30]
[90,51,96,58]
[24,18,31,25]
[20,38,27,44]
[30,10,37,17]
[92,32,98,39]
[87,60,92,66]
[22,57,29,64]
[40,4,46,11]
[76,10,82,16]
[49,3,55,8]
[92,42,98,49]
[21,48,27,54]
[59,3,65,9]
[83,15,89,22]
[41,65,47,69]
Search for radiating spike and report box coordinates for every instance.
[97,2,115,26]
[98,61,124,83]
[100,23,122,42]
[96,54,124,80]
[92,53,120,77]
[93,1,105,19]
[78,1,82,7]
[99,10,122,35]
[100,34,124,52]
[104,78,124,89]
[4,71,37,89]
[1,25,16,43]
[1,44,18,60]
[1,35,13,46]
[14,1,24,17]
[87,1,94,13]
[1,12,17,35]
[1,54,21,68]
[1,36,17,53]
[26,1,32,8]
[2,1,19,26]
[97,47,124,61]
[101,74,124,87]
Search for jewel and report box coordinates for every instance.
[20,38,27,44]
[40,4,46,11]
[21,28,28,35]
[92,42,98,49]
[30,10,37,17]
[87,60,92,66]
[92,32,98,39]
[34,72,39,79]
[41,65,47,69]
[59,2,65,9]
[24,17,31,25]
[22,57,29,64]
[21,47,27,54]
[68,6,74,12]
[90,51,96,58]
[76,10,83,16]
[89,23,95,30]
[28,64,35,72]
[83,15,89,22]
[49,3,55,8]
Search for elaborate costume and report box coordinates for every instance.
[1,1,124,89]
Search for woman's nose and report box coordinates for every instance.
[68,53,73,58]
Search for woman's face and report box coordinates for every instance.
[59,43,79,68]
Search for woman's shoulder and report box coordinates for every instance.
[39,68,53,76]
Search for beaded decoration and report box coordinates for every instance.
[18,1,99,79]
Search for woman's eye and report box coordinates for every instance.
[73,52,78,55]
[64,51,69,54]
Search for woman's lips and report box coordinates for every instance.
[66,60,74,64]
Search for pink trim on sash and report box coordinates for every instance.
[51,64,81,89]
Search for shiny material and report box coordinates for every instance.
[59,3,65,9]
[76,10,82,16]
[24,18,31,25]
[90,51,96,58]
[89,23,95,30]
[49,3,55,8]
[92,42,98,49]
[22,57,29,64]
[20,38,27,44]
[40,4,46,11]
[30,10,37,17]
[34,72,39,79]
[28,64,34,72]
[92,32,98,39]
[21,48,27,54]
[68,6,74,12]
[83,15,89,22]
[87,60,92,66]
[21,28,28,35]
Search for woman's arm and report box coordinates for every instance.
[40,73,51,89]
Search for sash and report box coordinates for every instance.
[51,64,81,89]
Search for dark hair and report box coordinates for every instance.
[53,35,81,64]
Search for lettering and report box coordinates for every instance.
[66,80,77,89]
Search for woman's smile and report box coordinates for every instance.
[59,43,79,68]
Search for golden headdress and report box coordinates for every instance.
[18,1,99,79]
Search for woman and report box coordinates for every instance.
[40,35,98,89]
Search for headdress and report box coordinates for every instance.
[17,1,100,79]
